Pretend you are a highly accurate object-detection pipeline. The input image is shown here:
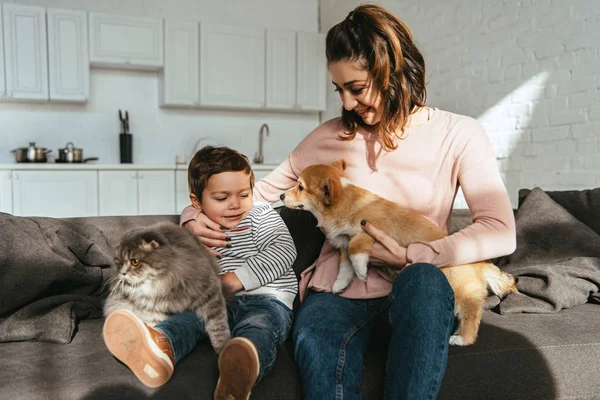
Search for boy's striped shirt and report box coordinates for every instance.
[213,202,298,309]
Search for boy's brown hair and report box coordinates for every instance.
[188,146,255,201]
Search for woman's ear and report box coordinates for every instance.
[190,193,202,210]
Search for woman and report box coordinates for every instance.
[181,4,515,399]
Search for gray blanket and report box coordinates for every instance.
[497,188,600,313]
[0,213,115,343]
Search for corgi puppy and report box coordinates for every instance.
[280,159,517,346]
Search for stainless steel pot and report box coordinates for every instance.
[57,142,99,163]
[11,142,52,163]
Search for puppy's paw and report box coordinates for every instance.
[449,335,466,346]
[332,279,349,294]
[350,253,369,282]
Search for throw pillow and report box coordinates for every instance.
[518,187,600,236]
[497,187,600,314]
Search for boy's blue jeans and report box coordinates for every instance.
[154,295,293,383]
[293,263,456,400]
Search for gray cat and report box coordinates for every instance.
[104,222,231,353]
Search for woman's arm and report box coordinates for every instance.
[363,122,516,268]
[405,123,517,267]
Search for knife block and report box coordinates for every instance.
[119,133,133,163]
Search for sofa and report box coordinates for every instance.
[1,187,600,400]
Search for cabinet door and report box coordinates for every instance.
[200,24,265,108]
[266,29,296,110]
[0,170,12,214]
[296,32,327,111]
[2,3,48,101]
[98,171,138,216]
[12,171,98,217]
[160,19,199,107]
[0,7,6,99]
[47,8,89,102]
[138,171,175,215]
[175,170,190,214]
[89,13,163,69]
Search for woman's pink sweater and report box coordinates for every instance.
[181,109,516,301]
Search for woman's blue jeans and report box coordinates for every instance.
[154,295,293,383]
[292,263,455,400]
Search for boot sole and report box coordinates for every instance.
[214,337,260,400]
[103,309,173,388]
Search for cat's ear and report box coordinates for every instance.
[141,239,160,250]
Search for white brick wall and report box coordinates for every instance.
[321,0,600,208]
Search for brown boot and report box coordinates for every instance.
[214,337,260,400]
[103,309,175,388]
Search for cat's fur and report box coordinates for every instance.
[104,222,231,353]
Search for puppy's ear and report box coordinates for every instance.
[321,178,333,206]
[331,159,347,171]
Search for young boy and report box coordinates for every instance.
[103,146,298,399]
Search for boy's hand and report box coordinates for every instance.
[183,212,229,256]
[220,272,244,293]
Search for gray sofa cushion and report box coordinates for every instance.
[518,187,600,236]
[498,188,600,313]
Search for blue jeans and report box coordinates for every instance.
[154,295,293,383]
[292,263,455,400]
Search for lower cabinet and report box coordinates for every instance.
[99,170,175,216]
[0,170,13,214]
[12,170,98,217]
[1,166,276,218]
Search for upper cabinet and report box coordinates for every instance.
[0,4,326,111]
[0,7,5,99]
[266,29,297,110]
[160,19,199,107]
[89,13,164,70]
[297,32,327,111]
[1,3,48,101]
[200,24,265,108]
[47,8,89,102]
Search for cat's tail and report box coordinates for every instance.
[483,263,518,298]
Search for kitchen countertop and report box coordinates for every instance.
[0,163,280,170]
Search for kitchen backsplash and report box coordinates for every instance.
[1,69,320,165]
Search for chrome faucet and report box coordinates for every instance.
[253,123,270,164]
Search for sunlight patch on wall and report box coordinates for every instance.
[453,71,551,209]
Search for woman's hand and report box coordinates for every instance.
[183,212,229,257]
[360,220,408,269]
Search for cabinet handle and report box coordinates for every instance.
[14,173,19,180]
[125,58,131,64]
[8,92,13,98]
[0,91,5,98]
[132,173,137,179]
[138,174,144,180]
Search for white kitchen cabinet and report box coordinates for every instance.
[98,171,138,216]
[296,32,327,111]
[0,7,5,99]
[0,170,13,214]
[99,170,175,216]
[12,171,98,217]
[200,23,265,108]
[89,13,163,70]
[160,19,199,107]
[138,171,175,215]
[1,3,48,101]
[266,29,297,110]
[175,170,190,214]
[47,8,89,102]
